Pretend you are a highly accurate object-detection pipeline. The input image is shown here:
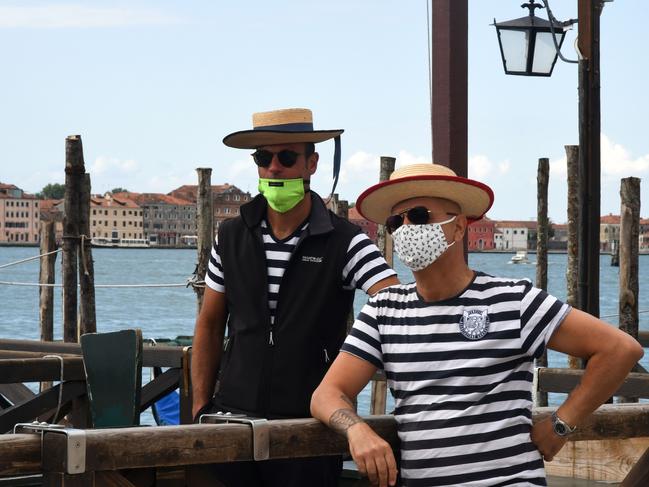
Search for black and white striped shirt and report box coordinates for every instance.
[341,272,571,487]
[205,220,396,327]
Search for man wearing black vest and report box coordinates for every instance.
[190,108,399,487]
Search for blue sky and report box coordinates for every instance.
[1,0,647,222]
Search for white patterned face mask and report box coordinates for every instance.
[392,216,456,271]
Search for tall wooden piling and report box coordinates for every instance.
[62,136,85,343]
[371,156,395,416]
[619,177,640,402]
[536,158,549,407]
[39,221,57,344]
[195,168,213,314]
[79,174,96,335]
[565,145,581,369]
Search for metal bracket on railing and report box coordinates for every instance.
[200,412,270,461]
[14,421,87,474]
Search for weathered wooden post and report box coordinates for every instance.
[39,220,57,392]
[62,135,85,343]
[536,158,549,407]
[79,174,96,335]
[195,168,213,314]
[565,145,581,369]
[371,156,396,416]
[619,177,640,403]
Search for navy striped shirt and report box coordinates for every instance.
[205,220,396,327]
[341,272,571,487]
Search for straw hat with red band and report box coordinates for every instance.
[356,163,494,224]
[223,108,343,148]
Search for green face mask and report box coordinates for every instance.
[258,178,306,213]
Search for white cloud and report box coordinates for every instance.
[90,156,138,175]
[0,5,183,29]
[468,154,510,179]
[395,150,429,168]
[601,134,649,176]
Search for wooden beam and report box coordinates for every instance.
[538,368,649,398]
[621,443,649,487]
[0,358,85,383]
[139,368,180,412]
[0,434,41,476]
[0,339,184,368]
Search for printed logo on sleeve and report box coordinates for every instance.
[302,255,323,263]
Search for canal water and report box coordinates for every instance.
[1,246,648,422]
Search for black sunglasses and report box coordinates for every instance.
[385,206,456,234]
[252,149,302,168]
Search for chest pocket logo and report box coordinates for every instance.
[302,255,323,263]
[459,309,490,340]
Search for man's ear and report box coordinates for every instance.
[307,152,319,175]
[453,215,468,241]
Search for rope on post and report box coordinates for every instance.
[0,249,63,270]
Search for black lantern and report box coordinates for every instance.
[493,1,569,76]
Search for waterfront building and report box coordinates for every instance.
[38,199,64,244]
[468,216,495,251]
[168,184,252,231]
[348,206,378,243]
[113,192,195,246]
[0,183,40,244]
[90,193,143,241]
[493,220,536,250]
[599,214,620,252]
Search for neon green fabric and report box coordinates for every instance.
[258,178,305,213]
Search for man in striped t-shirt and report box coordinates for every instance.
[190,109,398,487]
[311,164,643,487]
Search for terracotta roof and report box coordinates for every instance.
[348,207,366,221]
[90,194,140,208]
[600,214,620,224]
[112,191,193,206]
[0,183,20,190]
[39,199,63,211]
[494,220,537,229]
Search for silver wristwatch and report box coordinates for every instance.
[551,411,576,437]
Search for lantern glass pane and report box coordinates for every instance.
[532,31,564,74]
[499,29,529,73]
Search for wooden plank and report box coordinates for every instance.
[0,339,183,368]
[0,358,85,383]
[621,442,649,486]
[0,381,86,434]
[95,472,138,487]
[0,384,35,406]
[0,434,41,475]
[538,368,649,398]
[545,437,649,484]
[139,368,180,411]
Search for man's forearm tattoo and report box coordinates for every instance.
[329,395,363,437]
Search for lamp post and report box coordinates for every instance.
[494,0,602,319]
[493,1,570,76]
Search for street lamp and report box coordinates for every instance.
[493,0,571,76]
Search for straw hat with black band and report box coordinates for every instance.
[223,108,344,196]
[356,163,494,225]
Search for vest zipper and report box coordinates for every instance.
[269,328,275,346]
[324,348,330,363]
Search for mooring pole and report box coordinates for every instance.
[62,136,85,343]
[79,174,96,335]
[195,168,214,314]
[371,156,396,416]
[536,158,549,407]
[577,0,602,318]
[619,177,640,400]
[565,145,581,369]
[39,221,57,392]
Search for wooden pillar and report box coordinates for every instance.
[536,158,549,407]
[63,136,85,343]
[431,0,468,179]
[577,0,602,318]
[79,174,96,335]
[565,145,581,369]
[195,168,213,314]
[619,177,640,402]
[371,157,395,416]
[39,221,57,392]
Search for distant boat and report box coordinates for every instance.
[509,250,530,264]
[91,237,149,248]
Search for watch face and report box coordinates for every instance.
[554,422,567,436]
